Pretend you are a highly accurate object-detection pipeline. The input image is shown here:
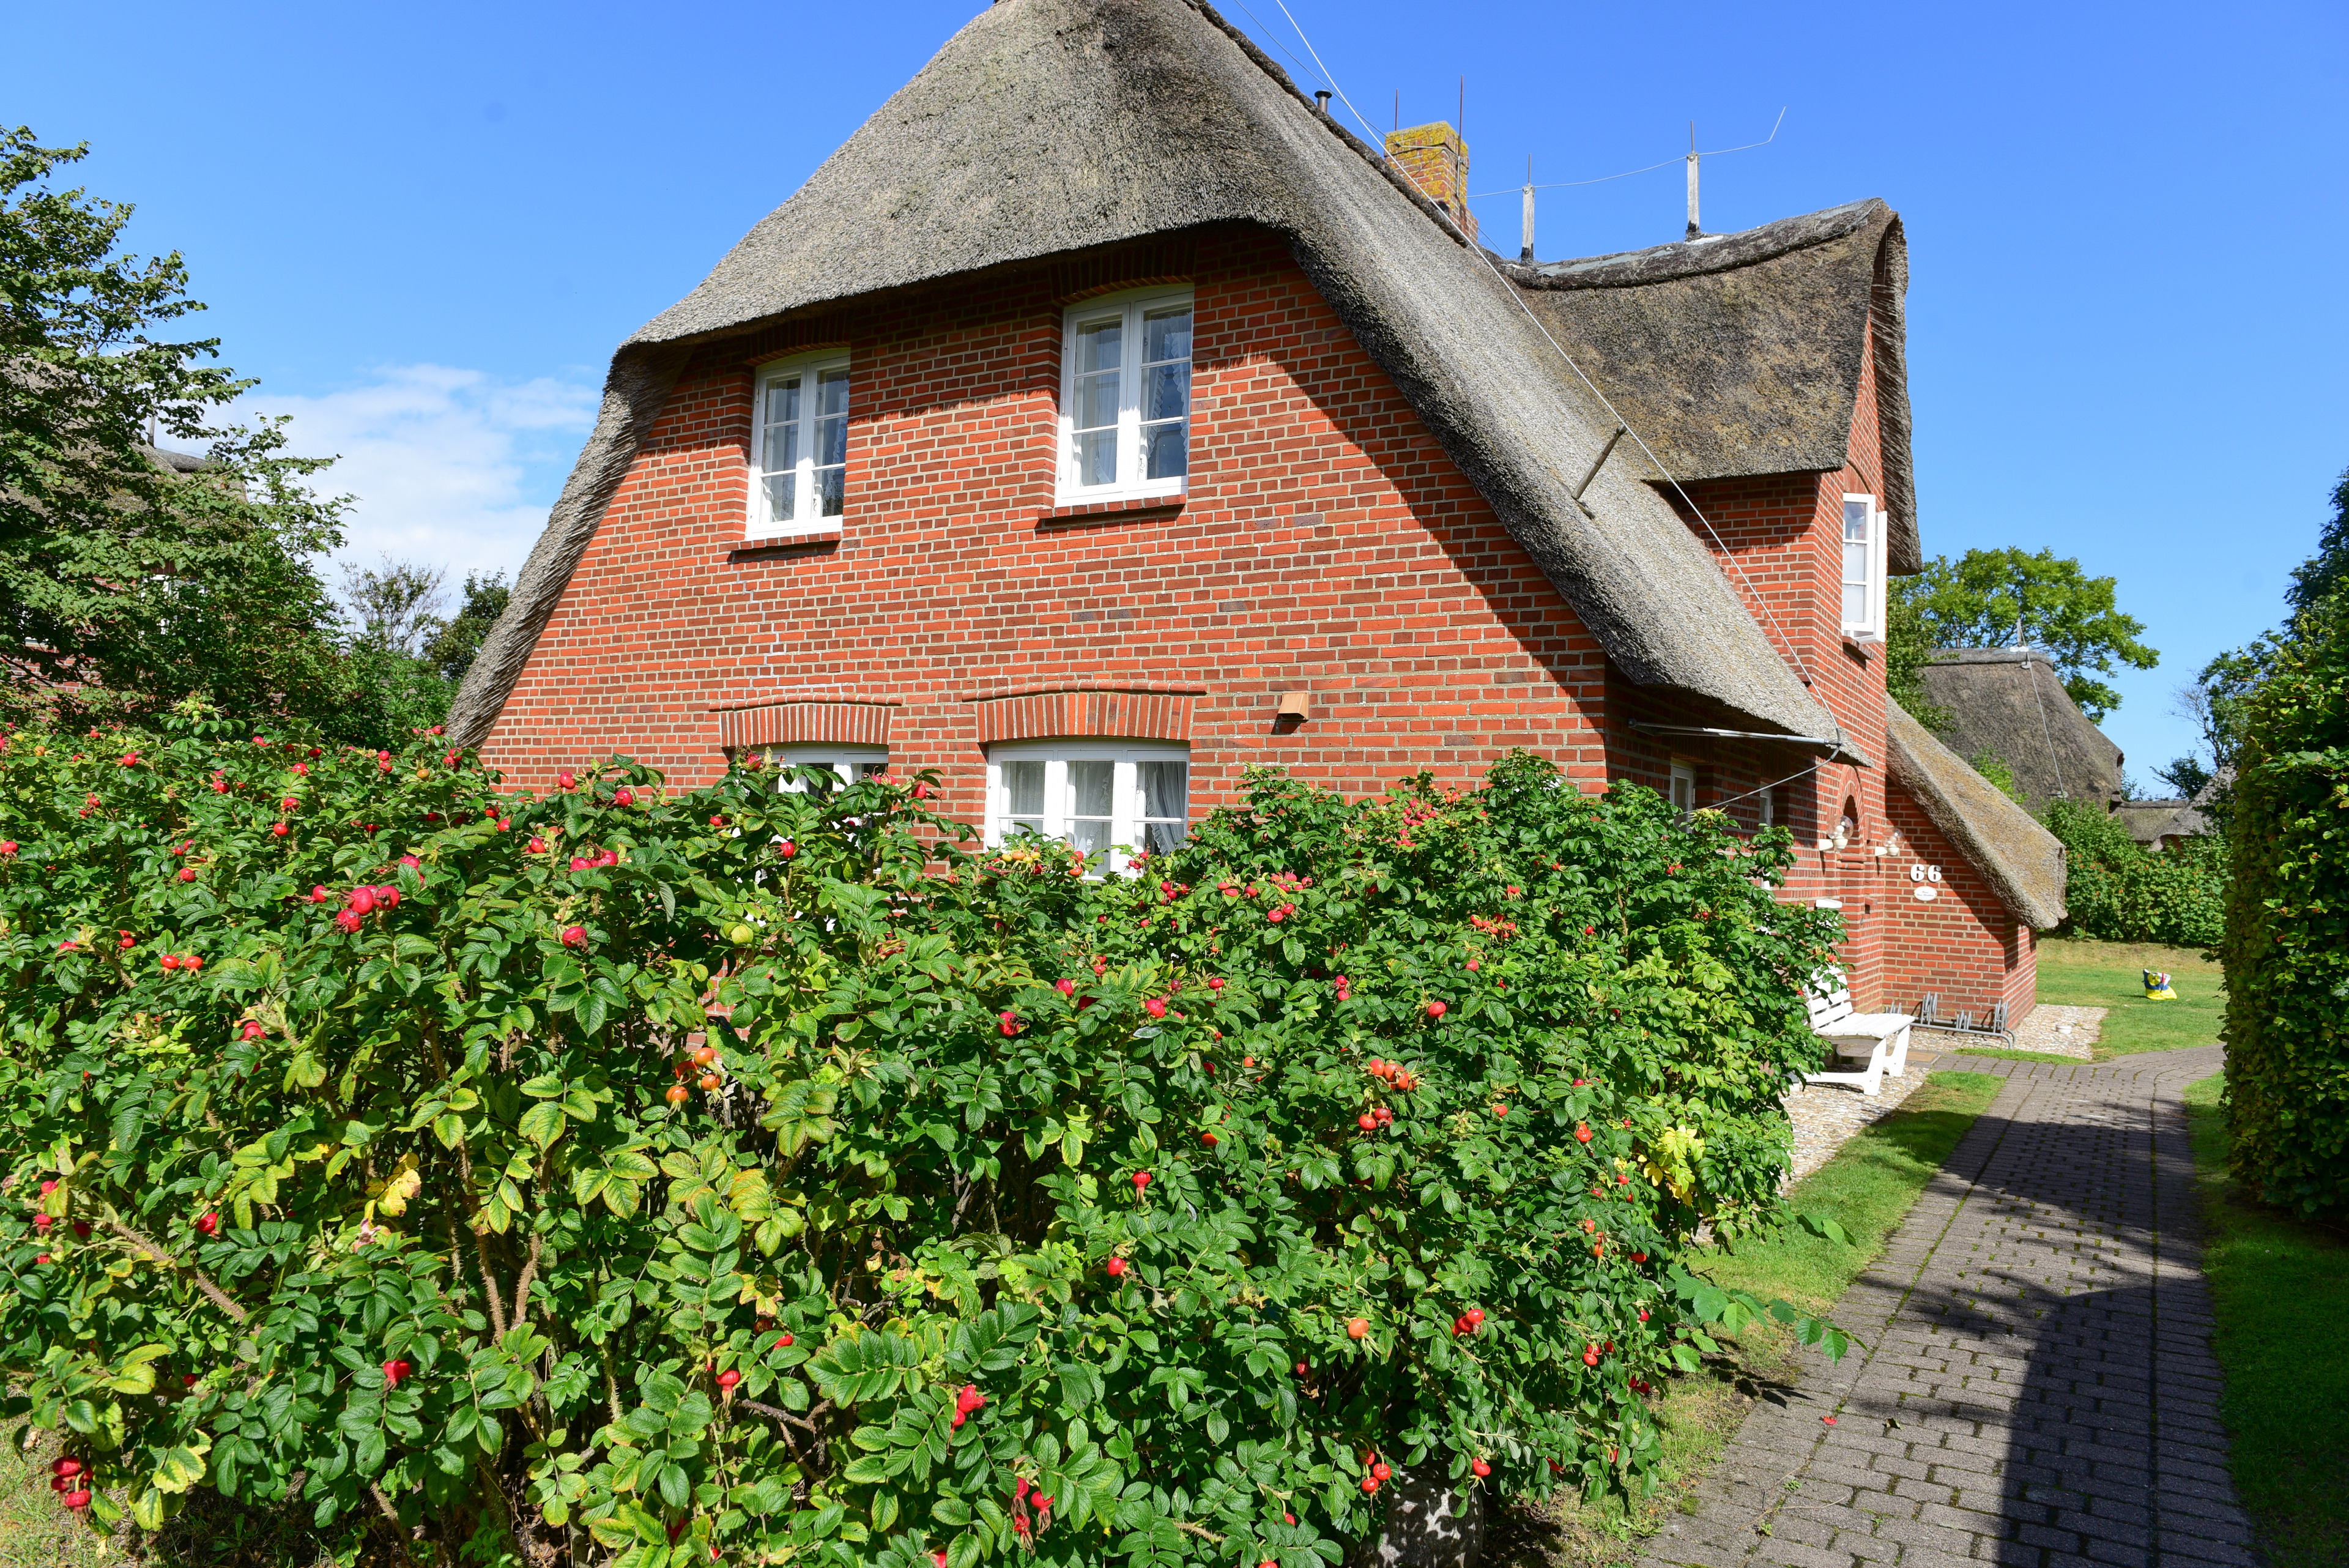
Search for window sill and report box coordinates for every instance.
[1037,492,1186,530]
[1842,633,1880,663]
[732,530,841,562]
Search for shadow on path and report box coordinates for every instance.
[1636,1046,2257,1567]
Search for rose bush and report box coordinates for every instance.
[0,709,1847,1567]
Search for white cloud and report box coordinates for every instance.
[243,364,599,603]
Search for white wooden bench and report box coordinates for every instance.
[1803,975,1915,1096]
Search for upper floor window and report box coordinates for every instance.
[985,741,1189,874]
[750,352,850,540]
[1841,493,1887,639]
[1058,289,1192,503]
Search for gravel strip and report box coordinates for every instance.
[2005,1001,2106,1058]
[1782,1043,1952,1183]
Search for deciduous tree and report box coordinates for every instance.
[1888,547,2157,722]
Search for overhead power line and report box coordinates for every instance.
[1466,109,1787,199]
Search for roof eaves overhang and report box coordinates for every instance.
[1630,721,1872,768]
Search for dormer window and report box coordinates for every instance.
[749,352,850,540]
[1841,493,1887,639]
[1058,289,1192,503]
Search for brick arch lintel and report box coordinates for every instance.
[714,699,897,751]
[971,688,1203,746]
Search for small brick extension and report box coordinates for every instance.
[1642,1047,2256,1568]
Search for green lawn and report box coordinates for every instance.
[1490,1071,2006,1567]
[0,1424,106,1568]
[2183,1073,2349,1568]
[2036,937,2224,1060]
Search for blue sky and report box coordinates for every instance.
[6,0,2342,781]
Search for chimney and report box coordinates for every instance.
[1384,121,1477,242]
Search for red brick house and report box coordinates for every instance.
[448,0,2063,1021]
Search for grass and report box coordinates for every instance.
[1490,1071,2006,1567]
[2183,1073,2349,1568]
[0,1424,108,1568]
[2035,935,2224,1060]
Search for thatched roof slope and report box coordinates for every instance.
[1886,696,2067,929]
[448,0,1853,754]
[1501,203,1920,574]
[138,444,212,474]
[1913,647,2123,812]
[2112,799,2211,847]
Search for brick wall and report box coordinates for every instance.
[481,225,1606,827]
[1878,786,2036,1020]
[481,223,2035,1022]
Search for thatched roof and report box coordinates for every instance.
[448,0,1861,754]
[1885,696,2068,929]
[1501,203,1920,574]
[2111,798,2211,847]
[1913,647,2123,813]
[138,444,212,475]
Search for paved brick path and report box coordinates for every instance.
[1642,1046,2257,1568]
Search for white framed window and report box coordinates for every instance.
[1669,760,1698,817]
[984,741,1189,873]
[1841,492,1887,639]
[758,745,888,790]
[749,352,851,540]
[1057,288,1192,503]
[1757,784,1776,828]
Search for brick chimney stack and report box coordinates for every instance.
[1384,121,1477,243]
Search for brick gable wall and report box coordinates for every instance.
[483,225,1611,825]
[1663,333,2036,1019]
[483,225,2037,1023]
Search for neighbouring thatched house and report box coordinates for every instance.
[1915,647,2124,813]
[450,0,2063,1020]
[2110,798,2211,851]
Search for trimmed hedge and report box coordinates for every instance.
[2220,603,2349,1219]
[0,714,1845,1566]
[2041,800,2227,948]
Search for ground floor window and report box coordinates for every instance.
[1669,760,1698,817]
[759,745,889,791]
[984,742,1188,873]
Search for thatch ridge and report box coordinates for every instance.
[1913,647,2123,814]
[1885,696,2068,930]
[449,0,1852,752]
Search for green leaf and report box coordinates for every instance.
[149,1431,210,1494]
[518,1101,568,1150]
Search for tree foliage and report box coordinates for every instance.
[0,128,406,743]
[0,721,1851,1565]
[423,573,512,688]
[1888,548,2157,722]
[2284,468,2349,615]
[2217,595,2349,1218]
[341,559,449,659]
[2039,800,2226,949]
[2216,467,2349,1220]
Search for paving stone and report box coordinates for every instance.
[1636,1046,2257,1568]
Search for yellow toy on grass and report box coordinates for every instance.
[2143,969,2176,1001]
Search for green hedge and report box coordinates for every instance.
[0,714,1845,1566]
[2220,604,2349,1219]
[2041,799,2227,948]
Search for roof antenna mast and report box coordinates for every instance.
[1685,121,1700,240]
[1520,154,1535,264]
